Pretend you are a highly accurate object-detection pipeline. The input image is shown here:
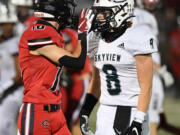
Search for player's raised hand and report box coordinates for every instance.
[123,121,142,135]
[80,115,94,135]
[78,8,95,34]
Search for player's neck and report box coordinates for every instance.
[47,21,60,30]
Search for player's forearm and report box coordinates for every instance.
[80,67,99,116]
[71,40,81,57]
[59,33,87,69]
[135,83,152,123]
[135,54,153,113]
[87,78,101,99]
[137,87,152,113]
[72,33,87,57]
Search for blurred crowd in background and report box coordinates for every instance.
[154,0,180,98]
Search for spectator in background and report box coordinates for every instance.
[154,1,179,67]
[165,0,180,13]
[11,0,40,38]
[168,17,180,98]
[0,2,23,135]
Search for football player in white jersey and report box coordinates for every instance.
[78,0,158,135]
[0,2,23,135]
[135,0,176,135]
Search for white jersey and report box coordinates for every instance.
[132,8,159,37]
[133,8,161,65]
[88,24,158,106]
[0,37,19,85]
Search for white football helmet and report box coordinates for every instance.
[0,3,18,23]
[11,0,33,6]
[92,0,134,31]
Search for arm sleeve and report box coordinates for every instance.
[58,33,87,69]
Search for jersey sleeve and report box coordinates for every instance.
[87,32,100,59]
[133,34,158,56]
[127,25,158,56]
[26,25,59,50]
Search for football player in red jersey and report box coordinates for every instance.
[17,0,92,134]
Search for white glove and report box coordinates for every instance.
[158,65,174,87]
[80,115,95,135]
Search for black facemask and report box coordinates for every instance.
[101,25,127,42]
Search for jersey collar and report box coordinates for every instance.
[36,20,59,33]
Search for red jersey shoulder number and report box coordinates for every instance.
[25,24,64,50]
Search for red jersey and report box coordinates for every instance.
[19,20,65,104]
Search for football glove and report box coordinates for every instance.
[158,65,174,87]
[124,121,142,135]
[80,115,94,135]
[78,8,95,34]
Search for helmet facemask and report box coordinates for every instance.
[92,8,115,32]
